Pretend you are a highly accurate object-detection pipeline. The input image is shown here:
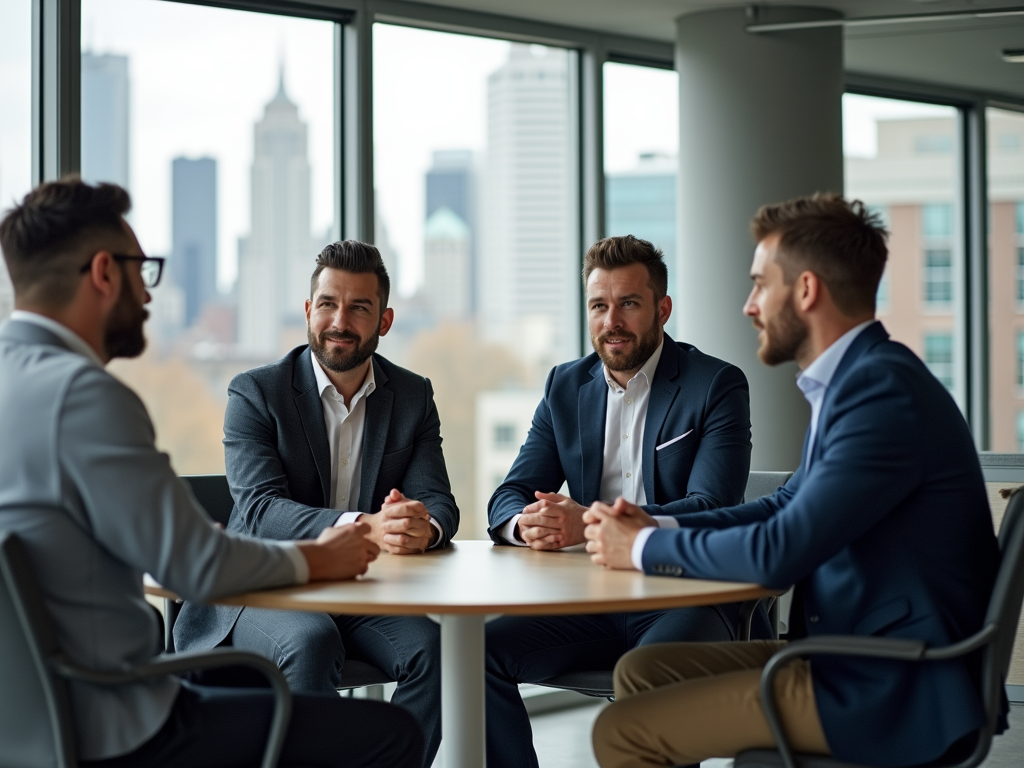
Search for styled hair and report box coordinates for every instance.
[751,193,889,316]
[310,240,391,310]
[582,235,669,299]
[0,176,132,307]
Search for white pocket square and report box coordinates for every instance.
[656,429,693,451]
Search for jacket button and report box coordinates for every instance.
[809,615,820,623]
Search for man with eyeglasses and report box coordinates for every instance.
[0,177,423,768]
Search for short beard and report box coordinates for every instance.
[756,294,808,366]
[308,325,379,373]
[592,312,662,373]
[104,279,148,360]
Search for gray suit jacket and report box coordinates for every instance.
[174,345,459,652]
[0,319,301,760]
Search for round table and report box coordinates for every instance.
[149,540,774,768]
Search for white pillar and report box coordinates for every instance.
[675,7,844,471]
[440,614,486,768]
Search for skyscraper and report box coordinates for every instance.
[237,68,314,355]
[479,45,577,370]
[171,157,218,329]
[426,150,476,312]
[81,52,129,189]
[423,206,471,320]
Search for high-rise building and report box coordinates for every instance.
[170,157,218,329]
[81,52,129,189]
[479,45,577,371]
[237,68,314,355]
[423,206,472,320]
[426,150,476,312]
[606,151,678,337]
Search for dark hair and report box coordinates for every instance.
[582,235,669,299]
[310,240,391,310]
[751,193,889,316]
[0,176,132,307]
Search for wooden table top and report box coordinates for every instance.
[146,540,774,616]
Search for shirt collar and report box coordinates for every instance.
[310,348,376,403]
[797,319,877,396]
[9,310,104,367]
[604,338,665,393]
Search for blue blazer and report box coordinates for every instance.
[175,346,459,652]
[642,323,1000,767]
[488,335,752,537]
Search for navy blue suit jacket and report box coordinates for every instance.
[488,336,752,539]
[175,346,459,652]
[642,323,1000,767]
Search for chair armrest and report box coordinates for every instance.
[50,648,291,768]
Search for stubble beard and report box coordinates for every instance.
[755,295,808,366]
[104,279,149,360]
[308,326,379,373]
[592,312,662,373]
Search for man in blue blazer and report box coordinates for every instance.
[585,196,1001,768]
[485,236,765,768]
[175,242,458,767]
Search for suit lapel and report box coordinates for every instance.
[359,357,393,514]
[293,351,332,506]
[643,339,681,503]
[578,358,608,505]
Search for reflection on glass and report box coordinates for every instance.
[0,0,32,321]
[987,108,1024,452]
[843,94,961,402]
[82,0,336,473]
[373,25,579,537]
[603,62,678,337]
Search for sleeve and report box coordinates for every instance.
[224,373,343,540]
[639,365,924,589]
[397,378,460,547]
[58,367,301,602]
[642,363,752,518]
[486,368,566,544]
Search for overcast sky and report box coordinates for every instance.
[0,0,954,296]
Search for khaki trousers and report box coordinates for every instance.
[592,641,831,768]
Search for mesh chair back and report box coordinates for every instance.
[744,471,793,503]
[985,488,1024,722]
[181,474,235,526]
[0,532,77,768]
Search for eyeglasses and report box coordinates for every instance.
[79,253,166,288]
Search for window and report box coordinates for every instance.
[1019,411,1024,453]
[1017,248,1024,307]
[82,0,337,473]
[1019,332,1024,389]
[493,424,516,450]
[0,0,32,321]
[603,61,678,338]
[844,94,962,408]
[373,25,578,538]
[924,333,954,391]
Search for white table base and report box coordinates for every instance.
[440,614,486,768]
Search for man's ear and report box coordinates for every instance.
[658,295,672,327]
[378,307,395,337]
[86,250,120,306]
[794,270,821,314]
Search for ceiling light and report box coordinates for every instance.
[1003,49,1024,63]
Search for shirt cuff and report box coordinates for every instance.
[631,526,659,572]
[278,542,310,585]
[499,514,529,546]
[335,511,362,527]
[427,518,444,549]
[654,516,679,529]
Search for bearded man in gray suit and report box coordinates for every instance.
[175,241,459,767]
[0,177,423,767]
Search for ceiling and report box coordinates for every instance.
[401,0,1024,100]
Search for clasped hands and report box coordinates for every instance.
[361,488,439,554]
[517,491,657,570]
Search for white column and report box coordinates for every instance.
[675,6,844,471]
[440,613,486,768]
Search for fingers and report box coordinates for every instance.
[381,499,430,519]
[534,490,569,503]
[352,521,372,537]
[526,533,565,551]
[518,511,562,530]
[383,533,429,552]
[381,516,433,537]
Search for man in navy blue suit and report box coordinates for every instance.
[485,236,764,768]
[585,195,1001,768]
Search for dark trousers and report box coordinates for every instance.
[81,681,423,768]
[225,607,442,768]
[485,606,736,768]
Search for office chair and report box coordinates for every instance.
[534,470,794,700]
[735,485,1024,768]
[0,530,291,768]
[165,475,394,696]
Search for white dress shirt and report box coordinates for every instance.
[314,351,443,544]
[629,319,878,570]
[501,340,678,546]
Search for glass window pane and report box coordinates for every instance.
[373,25,579,538]
[988,107,1024,453]
[603,62,678,338]
[844,94,963,408]
[82,0,337,473]
[0,0,33,322]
